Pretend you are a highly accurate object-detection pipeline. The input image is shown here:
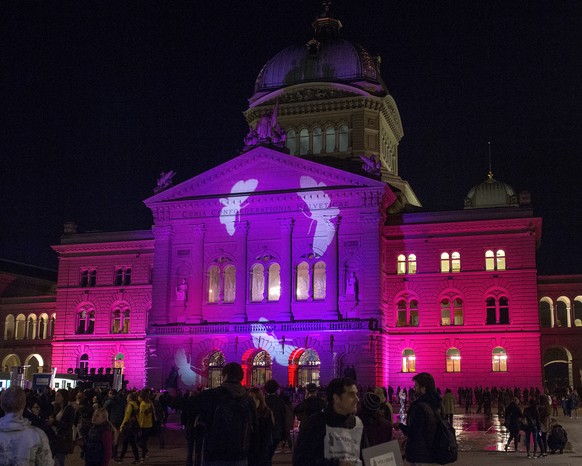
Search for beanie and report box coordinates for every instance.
[362,392,381,412]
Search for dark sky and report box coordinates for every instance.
[1,1,581,275]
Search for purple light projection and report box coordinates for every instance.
[219,179,259,235]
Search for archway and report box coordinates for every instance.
[24,354,44,380]
[543,347,573,391]
[288,348,321,388]
[205,351,225,389]
[1,354,20,373]
[242,348,272,387]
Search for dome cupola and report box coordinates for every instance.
[464,171,519,209]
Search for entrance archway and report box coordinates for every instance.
[242,349,272,386]
[543,347,573,390]
[206,351,225,388]
[288,348,320,387]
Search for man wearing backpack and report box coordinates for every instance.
[192,362,258,466]
[394,372,453,465]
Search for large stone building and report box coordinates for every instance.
[1,7,581,392]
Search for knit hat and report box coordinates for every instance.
[362,392,381,412]
[306,383,318,393]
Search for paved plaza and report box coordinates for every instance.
[66,409,582,466]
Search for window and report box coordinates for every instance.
[207,257,236,304]
[268,263,281,301]
[440,253,450,273]
[299,128,309,155]
[451,252,461,272]
[251,350,272,386]
[397,299,419,327]
[556,299,570,327]
[26,315,36,339]
[80,354,89,375]
[338,124,349,152]
[441,298,463,326]
[4,315,14,340]
[574,300,582,327]
[539,300,553,328]
[114,267,131,286]
[402,349,416,373]
[485,250,506,271]
[296,259,327,301]
[286,129,296,155]
[251,263,265,302]
[486,296,510,325]
[81,269,97,287]
[81,270,89,287]
[38,313,49,339]
[297,349,321,387]
[312,127,322,154]
[325,126,335,152]
[112,306,130,334]
[441,252,460,272]
[207,351,225,388]
[76,307,95,334]
[492,347,508,372]
[15,314,26,340]
[446,348,461,372]
[397,254,416,274]
[250,256,281,303]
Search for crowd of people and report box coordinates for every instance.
[0,373,578,466]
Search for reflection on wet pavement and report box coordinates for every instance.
[453,414,572,453]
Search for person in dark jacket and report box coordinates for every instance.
[358,392,392,446]
[394,372,441,465]
[293,383,326,428]
[523,397,541,458]
[292,377,366,466]
[82,408,114,466]
[248,387,275,466]
[504,397,522,452]
[48,389,77,466]
[264,379,287,460]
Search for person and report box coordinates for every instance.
[49,388,77,466]
[82,407,114,466]
[181,390,202,466]
[442,388,455,424]
[137,389,154,461]
[523,397,541,458]
[358,392,392,446]
[394,372,442,465]
[264,379,288,460]
[116,392,141,464]
[372,386,393,427]
[293,377,366,466]
[0,385,55,466]
[569,388,579,418]
[293,383,326,427]
[191,362,259,466]
[503,397,522,452]
[248,387,275,466]
[537,394,550,457]
[103,389,125,461]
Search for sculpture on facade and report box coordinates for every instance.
[359,154,381,177]
[154,170,176,193]
[243,101,286,150]
[346,272,359,302]
[176,278,188,301]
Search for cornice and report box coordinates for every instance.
[53,241,154,255]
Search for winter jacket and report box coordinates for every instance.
[137,401,154,429]
[293,407,366,466]
[442,392,455,415]
[399,390,442,464]
[83,422,113,466]
[0,412,55,466]
[504,401,522,434]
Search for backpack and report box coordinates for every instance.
[204,387,253,461]
[422,402,458,465]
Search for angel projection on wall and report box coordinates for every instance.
[219,179,259,235]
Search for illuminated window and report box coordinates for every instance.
[486,250,506,271]
[325,126,335,152]
[574,300,582,327]
[286,129,296,155]
[296,262,310,300]
[442,298,463,326]
[224,265,236,303]
[112,306,130,334]
[492,347,508,372]
[451,252,461,272]
[207,258,236,304]
[397,254,417,274]
[300,128,309,155]
[207,351,225,388]
[251,350,272,386]
[15,314,26,340]
[296,258,327,301]
[76,308,95,334]
[440,253,450,273]
[4,315,14,340]
[251,263,265,302]
[268,263,281,301]
[26,315,36,339]
[312,127,322,154]
[441,252,460,272]
[402,349,416,373]
[446,348,461,372]
[250,257,280,303]
[338,124,349,152]
[486,296,510,325]
[397,299,419,327]
[208,265,220,303]
[313,261,326,300]
[297,349,321,386]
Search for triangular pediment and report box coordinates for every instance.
[144,146,389,206]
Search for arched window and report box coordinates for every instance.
[89,270,97,287]
[313,261,326,300]
[208,265,221,303]
[207,351,225,388]
[451,252,461,272]
[485,250,495,271]
[114,267,131,286]
[15,314,26,340]
[485,249,506,271]
[440,253,450,273]
[338,124,349,152]
[574,299,582,327]
[297,349,321,386]
[539,299,553,328]
[408,254,417,274]
[207,258,236,304]
[76,308,95,334]
[296,261,310,301]
[115,268,123,286]
[124,268,132,286]
[50,314,56,337]
[251,263,265,302]
[38,313,49,339]
[79,354,89,375]
[251,350,272,386]
[296,256,326,301]
[268,263,281,301]
[496,250,506,270]
[223,265,236,303]
[402,349,416,373]
[397,254,417,274]
[556,299,570,327]
[397,299,419,327]
[312,127,322,154]
[325,126,335,152]
[299,128,309,155]
[486,296,510,325]
[80,270,89,287]
[440,298,463,326]
[112,306,130,334]
[446,348,461,372]
[286,129,296,155]
[397,255,406,274]
[27,315,37,339]
[4,315,14,340]
[492,347,508,372]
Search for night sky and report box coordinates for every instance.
[2,1,581,275]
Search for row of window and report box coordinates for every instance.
[75,306,132,335]
[396,249,507,274]
[539,299,582,328]
[396,296,510,326]
[79,267,137,287]
[402,347,509,373]
[286,124,349,156]
[206,259,327,304]
[4,314,55,340]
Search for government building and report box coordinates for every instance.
[1,6,581,393]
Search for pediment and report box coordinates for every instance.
[144,146,388,206]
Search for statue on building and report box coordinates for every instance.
[243,101,286,151]
[154,170,176,193]
[359,154,381,177]
[346,272,359,301]
[176,278,188,301]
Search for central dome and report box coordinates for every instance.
[252,8,385,99]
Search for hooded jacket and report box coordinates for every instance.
[399,390,442,463]
[0,412,55,466]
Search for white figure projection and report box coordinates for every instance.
[174,348,203,387]
[219,179,259,235]
[298,176,340,254]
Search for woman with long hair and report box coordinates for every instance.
[504,397,522,452]
[249,387,275,466]
[49,388,76,466]
[116,392,141,464]
[137,389,154,461]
